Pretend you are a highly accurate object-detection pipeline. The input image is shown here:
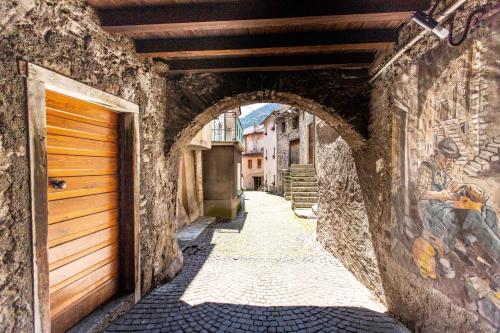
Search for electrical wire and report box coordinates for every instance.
[448,6,487,46]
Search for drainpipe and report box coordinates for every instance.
[369,0,467,83]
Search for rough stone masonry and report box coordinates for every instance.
[0,0,499,332]
[0,1,181,331]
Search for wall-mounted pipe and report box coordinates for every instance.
[369,0,467,83]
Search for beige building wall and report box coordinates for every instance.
[176,123,212,230]
[242,125,265,190]
[203,143,243,219]
[242,155,264,190]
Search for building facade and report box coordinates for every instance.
[261,111,278,193]
[275,108,317,194]
[242,124,265,190]
[202,108,244,219]
[176,123,212,230]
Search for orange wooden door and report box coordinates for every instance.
[45,90,120,332]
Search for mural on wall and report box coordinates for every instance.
[390,39,500,328]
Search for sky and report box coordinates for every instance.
[240,103,270,117]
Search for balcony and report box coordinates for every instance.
[211,112,243,145]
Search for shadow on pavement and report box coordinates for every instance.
[105,213,408,333]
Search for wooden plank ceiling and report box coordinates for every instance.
[88,0,431,74]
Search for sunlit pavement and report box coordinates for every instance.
[106,191,409,333]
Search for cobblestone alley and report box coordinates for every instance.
[106,191,409,333]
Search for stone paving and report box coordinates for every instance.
[106,191,409,333]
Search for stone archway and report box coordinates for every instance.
[160,86,385,304]
[170,90,366,158]
[140,68,376,295]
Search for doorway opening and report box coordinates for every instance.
[253,176,263,190]
[23,63,140,333]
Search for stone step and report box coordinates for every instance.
[291,170,312,174]
[292,186,316,192]
[463,165,479,177]
[475,156,490,166]
[468,160,483,170]
[292,187,318,194]
[291,169,315,174]
[487,142,500,149]
[480,150,499,161]
[294,202,315,209]
[293,197,317,203]
[292,182,317,187]
[290,164,316,172]
[291,164,314,169]
[494,137,500,144]
[291,170,315,174]
[291,176,316,182]
[486,145,499,154]
[291,172,316,178]
[292,192,318,198]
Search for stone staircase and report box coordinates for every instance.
[283,169,291,200]
[463,136,500,177]
[435,124,468,166]
[290,164,317,209]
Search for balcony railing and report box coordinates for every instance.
[245,147,264,154]
[211,113,243,145]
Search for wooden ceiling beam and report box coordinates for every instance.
[164,52,374,74]
[98,0,431,34]
[136,29,396,59]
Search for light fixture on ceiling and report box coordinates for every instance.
[412,11,449,39]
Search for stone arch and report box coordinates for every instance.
[169,90,366,160]
[162,87,385,301]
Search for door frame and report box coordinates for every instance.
[19,61,141,333]
[308,122,315,165]
[289,139,300,166]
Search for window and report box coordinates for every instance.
[281,121,286,132]
[248,159,252,169]
[292,117,299,129]
[257,159,262,169]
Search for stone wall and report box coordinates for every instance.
[276,109,300,177]
[315,120,385,300]
[164,70,370,155]
[2,0,497,332]
[0,1,181,331]
[368,1,499,331]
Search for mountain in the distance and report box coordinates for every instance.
[240,103,282,129]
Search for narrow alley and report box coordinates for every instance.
[106,192,408,333]
[2,1,499,332]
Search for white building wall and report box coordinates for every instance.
[262,115,278,192]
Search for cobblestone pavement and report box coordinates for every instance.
[106,191,409,333]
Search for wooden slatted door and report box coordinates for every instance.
[45,90,120,332]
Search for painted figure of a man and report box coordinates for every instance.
[416,138,499,270]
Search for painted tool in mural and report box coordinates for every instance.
[390,39,500,329]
